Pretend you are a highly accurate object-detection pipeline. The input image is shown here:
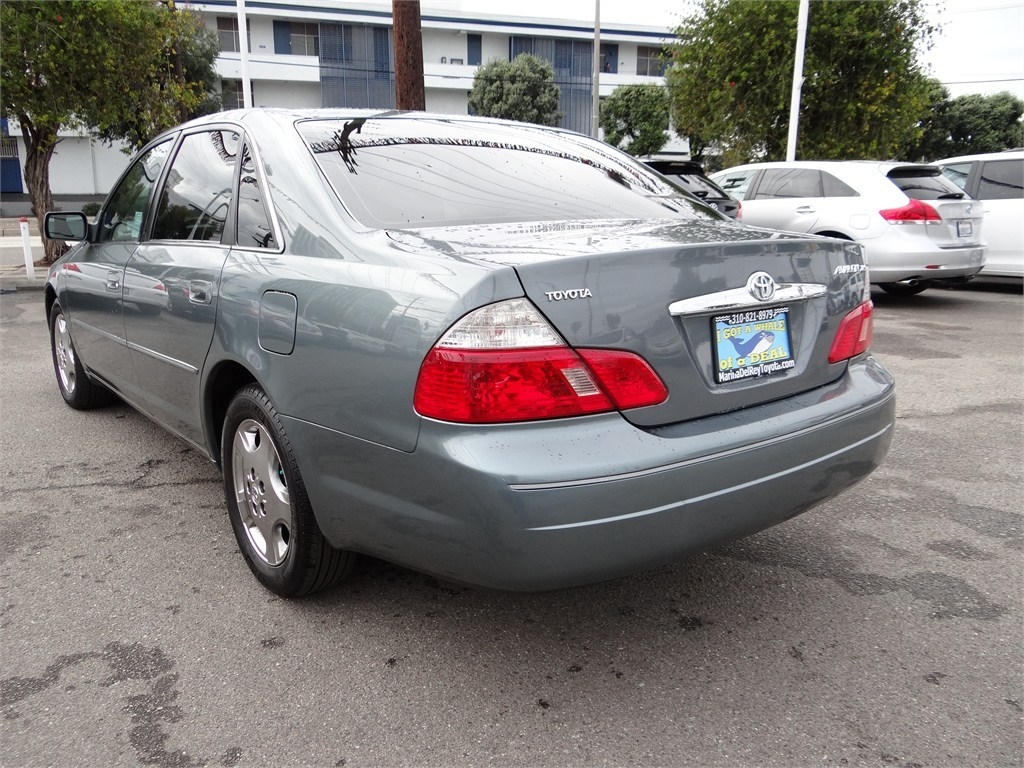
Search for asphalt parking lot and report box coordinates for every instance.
[1,281,1021,767]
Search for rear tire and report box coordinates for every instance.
[222,384,354,597]
[48,303,115,410]
[879,282,928,296]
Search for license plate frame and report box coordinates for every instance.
[957,220,974,238]
[712,306,796,384]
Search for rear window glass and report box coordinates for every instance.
[887,167,966,200]
[977,159,1024,200]
[297,118,712,229]
[664,173,729,200]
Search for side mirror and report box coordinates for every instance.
[43,211,88,242]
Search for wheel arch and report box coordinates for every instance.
[815,230,854,241]
[204,359,259,468]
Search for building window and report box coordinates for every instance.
[636,45,666,77]
[217,17,250,53]
[600,43,618,74]
[467,34,482,66]
[221,80,253,109]
[290,22,319,56]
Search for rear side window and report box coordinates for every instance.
[235,142,277,249]
[977,159,1024,200]
[753,169,822,199]
[887,166,965,200]
[821,172,858,197]
[152,130,239,242]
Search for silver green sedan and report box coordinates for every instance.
[43,110,895,597]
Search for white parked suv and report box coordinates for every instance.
[938,150,1023,281]
[710,161,986,295]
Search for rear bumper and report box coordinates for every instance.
[861,237,986,283]
[285,356,896,591]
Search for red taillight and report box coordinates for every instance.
[829,301,874,364]
[414,299,668,423]
[879,199,940,223]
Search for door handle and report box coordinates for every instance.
[188,280,214,305]
[106,271,121,291]
[796,206,816,214]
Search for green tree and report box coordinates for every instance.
[600,84,670,157]
[468,54,562,126]
[666,0,934,165]
[945,92,1024,156]
[900,78,953,161]
[1,0,219,262]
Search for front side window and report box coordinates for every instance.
[977,159,1024,200]
[152,131,239,242]
[98,141,173,243]
[754,169,822,199]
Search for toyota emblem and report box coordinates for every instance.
[747,272,777,302]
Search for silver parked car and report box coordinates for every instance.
[711,161,986,295]
[44,110,895,597]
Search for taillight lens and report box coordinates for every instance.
[414,299,668,423]
[828,301,874,364]
[879,199,941,223]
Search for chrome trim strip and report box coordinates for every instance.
[125,341,199,374]
[70,318,127,346]
[668,282,827,317]
[522,422,893,530]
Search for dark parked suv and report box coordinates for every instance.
[644,160,741,219]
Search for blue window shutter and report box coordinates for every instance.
[468,34,482,66]
[273,20,291,54]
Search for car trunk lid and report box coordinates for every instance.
[389,219,870,428]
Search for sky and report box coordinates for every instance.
[431,0,1024,102]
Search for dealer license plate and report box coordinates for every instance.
[712,306,795,384]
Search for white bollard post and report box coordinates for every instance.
[19,216,36,281]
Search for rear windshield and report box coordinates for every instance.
[887,166,966,201]
[297,117,714,229]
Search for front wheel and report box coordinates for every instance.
[222,384,354,597]
[49,303,114,409]
[879,282,928,296]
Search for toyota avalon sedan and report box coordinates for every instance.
[43,110,895,597]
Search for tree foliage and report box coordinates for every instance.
[900,85,1024,161]
[600,84,670,157]
[468,54,562,126]
[666,0,934,165]
[0,0,219,262]
[944,92,1024,156]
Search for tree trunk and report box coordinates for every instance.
[19,117,67,264]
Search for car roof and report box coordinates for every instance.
[937,150,1024,163]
